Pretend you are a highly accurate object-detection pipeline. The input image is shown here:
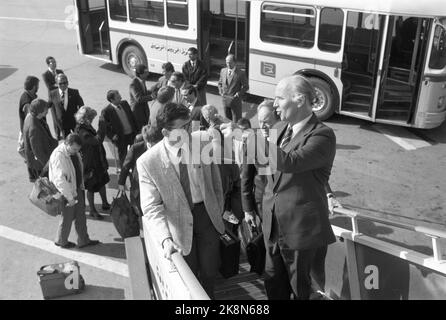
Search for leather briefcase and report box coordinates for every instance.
[219,229,240,278]
[246,226,266,276]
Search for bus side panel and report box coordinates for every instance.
[109,28,129,65]
[131,32,167,74]
[414,80,446,128]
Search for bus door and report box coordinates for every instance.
[200,0,249,83]
[76,0,111,60]
[341,12,385,120]
[376,16,430,124]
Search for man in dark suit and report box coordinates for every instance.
[150,86,175,127]
[246,75,336,300]
[23,99,58,182]
[48,73,84,140]
[181,84,208,131]
[218,54,249,123]
[100,90,138,169]
[182,47,208,105]
[42,56,63,97]
[150,62,174,99]
[19,76,39,133]
[129,64,152,133]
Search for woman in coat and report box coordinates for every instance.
[74,106,110,219]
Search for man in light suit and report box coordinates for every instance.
[48,73,84,140]
[137,102,225,298]
[245,75,336,300]
[218,54,249,123]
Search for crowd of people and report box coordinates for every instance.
[18,48,342,299]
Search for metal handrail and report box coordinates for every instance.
[171,252,210,300]
[333,206,446,261]
[98,20,105,53]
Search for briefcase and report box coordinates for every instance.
[246,226,266,276]
[37,261,85,299]
[219,229,240,278]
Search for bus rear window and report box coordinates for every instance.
[318,8,343,53]
[167,0,189,30]
[129,0,164,26]
[260,3,316,49]
[429,25,446,69]
[109,0,127,21]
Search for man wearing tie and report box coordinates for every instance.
[245,75,337,300]
[48,73,84,140]
[137,102,225,298]
[218,54,249,123]
[182,47,208,105]
[129,64,152,133]
[168,71,186,105]
[181,84,208,131]
[42,56,63,97]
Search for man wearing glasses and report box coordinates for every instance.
[137,102,225,299]
[48,73,84,140]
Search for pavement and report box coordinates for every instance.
[0,0,445,300]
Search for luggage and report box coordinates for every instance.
[219,229,240,278]
[110,190,140,239]
[37,261,85,299]
[29,176,65,216]
[239,220,266,275]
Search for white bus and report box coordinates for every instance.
[74,0,446,129]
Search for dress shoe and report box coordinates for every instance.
[89,211,104,220]
[54,241,76,249]
[78,240,101,249]
[102,203,111,211]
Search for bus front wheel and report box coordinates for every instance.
[121,45,147,77]
[309,77,335,121]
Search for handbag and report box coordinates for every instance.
[219,229,240,278]
[29,176,65,217]
[110,190,140,239]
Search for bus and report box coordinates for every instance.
[73,0,446,129]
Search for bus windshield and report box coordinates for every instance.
[429,24,446,69]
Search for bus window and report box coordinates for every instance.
[167,0,189,30]
[129,0,164,26]
[318,8,343,53]
[429,25,446,69]
[260,3,316,49]
[109,0,127,21]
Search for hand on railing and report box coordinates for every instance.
[162,238,181,260]
[328,194,342,215]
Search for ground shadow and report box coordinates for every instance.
[76,242,126,259]
[336,144,361,150]
[0,65,18,82]
[409,121,446,145]
[333,191,351,198]
[54,285,125,300]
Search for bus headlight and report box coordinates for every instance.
[438,96,446,110]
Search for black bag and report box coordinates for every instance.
[219,229,240,278]
[110,190,140,238]
[37,261,85,299]
[246,226,266,276]
[29,176,65,217]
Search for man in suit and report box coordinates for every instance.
[19,76,39,133]
[168,71,186,105]
[181,84,208,131]
[218,54,249,123]
[149,86,175,127]
[42,56,63,97]
[137,102,225,298]
[23,99,58,182]
[100,90,138,169]
[48,73,84,140]
[129,64,152,133]
[150,62,174,99]
[245,75,337,300]
[182,47,208,105]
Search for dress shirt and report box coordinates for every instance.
[289,114,313,139]
[112,103,133,135]
[163,139,204,203]
[59,88,68,110]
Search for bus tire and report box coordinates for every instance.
[309,77,335,121]
[121,45,147,77]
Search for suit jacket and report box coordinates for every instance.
[241,164,267,213]
[218,67,249,108]
[19,90,37,132]
[23,113,58,172]
[137,132,225,256]
[149,75,169,98]
[219,163,243,221]
[129,77,152,132]
[99,101,137,145]
[118,140,147,192]
[263,114,336,250]
[48,87,84,137]
[182,60,208,91]
[42,69,63,94]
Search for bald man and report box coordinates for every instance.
[251,75,336,300]
[48,73,84,139]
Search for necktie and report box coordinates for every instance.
[228,69,232,77]
[178,149,193,210]
[60,91,65,109]
[142,81,147,94]
[280,126,293,149]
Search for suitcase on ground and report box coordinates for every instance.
[219,229,240,278]
[37,261,85,299]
